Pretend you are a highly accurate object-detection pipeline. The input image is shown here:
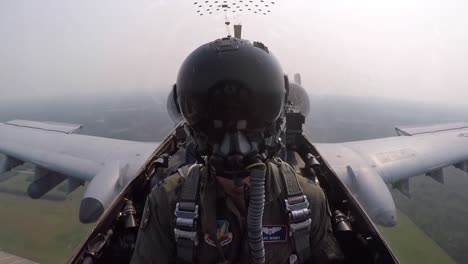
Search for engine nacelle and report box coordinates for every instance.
[79,161,127,223]
[346,166,397,227]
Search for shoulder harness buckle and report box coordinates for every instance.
[174,164,203,263]
[285,195,312,233]
[273,160,312,263]
[174,203,199,245]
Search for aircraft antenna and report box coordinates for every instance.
[192,0,279,37]
[193,1,278,18]
[234,24,242,38]
[224,10,232,37]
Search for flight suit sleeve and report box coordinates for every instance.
[299,177,344,263]
[130,175,183,264]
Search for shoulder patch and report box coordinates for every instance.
[158,173,184,187]
[204,220,233,247]
[262,225,288,243]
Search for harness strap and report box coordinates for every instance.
[275,161,312,263]
[175,164,202,263]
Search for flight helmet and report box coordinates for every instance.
[175,37,287,156]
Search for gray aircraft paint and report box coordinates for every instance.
[315,122,468,226]
[0,121,159,223]
[2,118,468,226]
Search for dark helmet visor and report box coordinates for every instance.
[179,80,283,131]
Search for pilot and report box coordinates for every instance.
[131,37,343,264]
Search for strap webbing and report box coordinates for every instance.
[177,239,196,264]
[179,165,201,203]
[175,164,202,263]
[280,163,304,197]
[292,228,311,261]
[276,161,312,263]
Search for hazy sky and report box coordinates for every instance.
[1,0,468,104]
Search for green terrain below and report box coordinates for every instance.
[378,210,456,264]
[0,173,92,263]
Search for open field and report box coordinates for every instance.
[378,210,456,264]
[0,173,91,263]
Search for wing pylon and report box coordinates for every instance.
[315,122,468,226]
[0,120,159,223]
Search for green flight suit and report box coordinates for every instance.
[131,161,342,264]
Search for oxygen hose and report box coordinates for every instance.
[246,162,267,264]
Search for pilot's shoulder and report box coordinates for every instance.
[273,160,326,203]
[296,173,326,203]
[158,173,186,192]
[148,172,185,205]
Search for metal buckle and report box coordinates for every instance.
[290,218,312,232]
[174,228,198,245]
[285,195,312,233]
[174,202,199,245]
[175,203,199,228]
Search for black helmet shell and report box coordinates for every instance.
[176,37,286,134]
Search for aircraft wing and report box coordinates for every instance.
[0,120,159,223]
[314,122,468,227]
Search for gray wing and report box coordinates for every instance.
[314,122,468,227]
[0,120,159,223]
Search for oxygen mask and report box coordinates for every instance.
[209,126,264,178]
